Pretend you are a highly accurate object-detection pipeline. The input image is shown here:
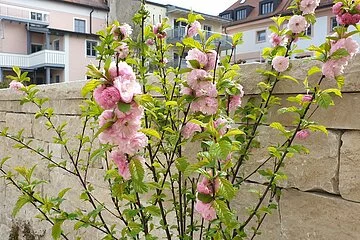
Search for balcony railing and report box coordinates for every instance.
[167,27,232,50]
[0,4,49,25]
[0,50,65,69]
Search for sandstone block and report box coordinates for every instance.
[5,113,33,138]
[339,131,360,202]
[280,189,360,240]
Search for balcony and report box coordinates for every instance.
[0,50,65,69]
[167,27,233,51]
[0,4,49,26]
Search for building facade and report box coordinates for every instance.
[145,1,232,67]
[0,0,109,84]
[219,0,360,63]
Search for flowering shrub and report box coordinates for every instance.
[0,0,359,239]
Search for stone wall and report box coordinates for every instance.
[1,56,360,239]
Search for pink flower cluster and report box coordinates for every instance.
[269,33,284,47]
[333,2,360,25]
[153,22,167,39]
[195,176,219,221]
[322,37,359,79]
[93,61,147,180]
[186,21,201,38]
[288,15,308,34]
[111,23,133,41]
[9,80,24,92]
[228,85,244,112]
[272,56,290,73]
[300,0,320,15]
[184,48,220,115]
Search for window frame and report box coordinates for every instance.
[329,17,339,32]
[260,1,274,15]
[31,43,43,53]
[235,8,247,20]
[85,40,98,57]
[74,18,86,33]
[53,39,60,51]
[305,24,313,37]
[256,30,267,43]
[221,13,232,20]
[30,11,48,22]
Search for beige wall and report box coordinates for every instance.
[0,22,27,54]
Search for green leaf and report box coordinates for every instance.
[188,60,200,69]
[197,193,213,203]
[12,195,31,217]
[165,101,178,107]
[81,79,102,97]
[330,48,350,60]
[214,199,235,227]
[0,157,10,168]
[140,128,161,140]
[118,102,131,113]
[145,206,161,216]
[308,124,328,135]
[219,139,232,160]
[205,33,222,47]
[94,120,115,138]
[175,157,189,172]
[223,129,245,137]
[232,32,243,46]
[279,75,298,83]
[130,157,145,182]
[218,177,235,201]
[323,88,342,97]
[52,219,64,240]
[307,66,321,76]
[58,188,71,199]
[270,122,286,134]
[317,92,334,109]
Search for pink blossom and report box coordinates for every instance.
[296,129,310,140]
[204,50,218,71]
[332,2,343,15]
[126,132,148,155]
[229,94,243,112]
[108,61,136,81]
[300,0,320,15]
[187,21,201,37]
[186,48,208,69]
[288,15,307,33]
[181,86,193,96]
[115,78,142,103]
[214,118,230,136]
[9,80,24,91]
[153,23,167,39]
[114,117,141,138]
[330,37,359,60]
[115,43,129,59]
[111,150,131,180]
[197,176,219,195]
[93,85,121,109]
[336,14,344,25]
[322,59,345,79]
[339,12,353,25]
[302,94,313,102]
[119,23,133,39]
[191,97,218,115]
[99,110,116,127]
[353,14,360,24]
[114,77,142,103]
[269,33,284,47]
[195,81,218,98]
[195,200,216,221]
[181,122,201,139]
[146,39,155,46]
[272,56,289,72]
[187,69,210,90]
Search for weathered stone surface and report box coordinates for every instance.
[232,183,281,239]
[280,189,360,240]
[5,113,33,138]
[241,127,340,194]
[339,131,360,202]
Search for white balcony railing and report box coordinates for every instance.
[0,50,65,68]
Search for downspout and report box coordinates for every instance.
[89,8,94,34]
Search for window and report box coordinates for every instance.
[74,19,86,33]
[55,75,60,83]
[31,44,42,53]
[221,13,232,20]
[305,25,312,36]
[236,9,247,20]
[86,40,97,57]
[256,30,266,42]
[260,2,274,15]
[53,40,60,51]
[30,12,48,22]
[330,17,339,31]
